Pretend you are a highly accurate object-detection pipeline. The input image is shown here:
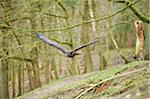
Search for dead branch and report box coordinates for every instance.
[134,20,145,60]
[110,32,130,63]
[107,21,130,63]
[109,31,130,63]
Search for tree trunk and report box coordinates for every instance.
[29,12,41,88]
[30,47,41,88]
[26,63,34,90]
[0,62,2,98]
[1,29,9,99]
[134,20,145,60]
[51,57,59,79]
[1,58,9,99]
[82,0,94,73]
[0,0,12,98]
[64,9,80,75]
[144,0,150,60]
[17,61,24,96]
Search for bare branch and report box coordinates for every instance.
[54,0,68,17]
[114,0,150,23]
[2,0,139,33]
[8,0,139,33]
[43,12,67,19]
[107,22,130,63]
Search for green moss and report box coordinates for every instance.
[83,66,149,98]
[44,61,148,98]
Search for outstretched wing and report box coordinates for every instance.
[35,32,68,54]
[72,39,98,52]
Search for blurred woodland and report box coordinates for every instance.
[0,0,149,99]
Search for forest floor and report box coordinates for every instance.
[16,49,150,99]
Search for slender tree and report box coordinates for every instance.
[81,0,94,73]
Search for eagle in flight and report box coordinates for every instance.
[35,32,98,58]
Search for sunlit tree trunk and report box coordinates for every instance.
[82,0,94,73]
[51,57,59,79]
[88,0,96,36]
[134,20,145,60]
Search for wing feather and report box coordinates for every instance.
[72,39,98,52]
[35,33,68,54]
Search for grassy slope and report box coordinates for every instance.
[44,61,149,99]
[58,61,148,91]
[16,61,149,99]
[16,48,150,99]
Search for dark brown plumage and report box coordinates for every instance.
[35,32,98,58]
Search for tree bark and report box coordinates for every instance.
[1,29,9,99]
[30,47,41,88]
[134,20,145,60]
[143,0,150,60]
[82,0,94,73]
[0,0,12,98]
